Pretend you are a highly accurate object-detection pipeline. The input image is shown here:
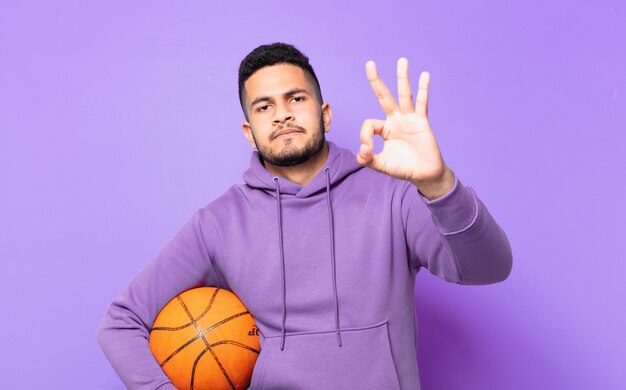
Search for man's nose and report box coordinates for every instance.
[272,103,294,124]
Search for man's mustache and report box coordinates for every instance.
[270,124,307,140]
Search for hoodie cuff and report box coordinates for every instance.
[417,172,479,235]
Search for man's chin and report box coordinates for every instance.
[262,141,325,167]
[265,152,312,167]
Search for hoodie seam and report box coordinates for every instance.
[197,209,228,290]
[263,320,389,338]
[439,230,465,283]
[440,187,480,236]
[399,181,421,270]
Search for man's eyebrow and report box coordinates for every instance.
[283,88,310,97]
[250,88,311,108]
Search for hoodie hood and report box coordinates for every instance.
[242,141,363,197]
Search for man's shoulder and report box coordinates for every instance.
[199,183,250,212]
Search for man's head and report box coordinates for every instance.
[239,43,332,168]
[238,43,323,119]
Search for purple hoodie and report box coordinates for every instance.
[97,141,512,390]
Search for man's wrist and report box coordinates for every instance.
[411,165,455,200]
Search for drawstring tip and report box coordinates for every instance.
[336,332,342,347]
[280,336,285,351]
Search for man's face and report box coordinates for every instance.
[242,64,331,167]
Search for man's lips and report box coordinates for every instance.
[273,128,304,139]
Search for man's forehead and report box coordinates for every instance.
[245,64,314,101]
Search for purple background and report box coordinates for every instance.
[1,1,625,389]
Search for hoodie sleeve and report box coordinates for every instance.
[96,209,225,389]
[401,172,513,285]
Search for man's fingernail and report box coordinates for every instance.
[359,144,368,157]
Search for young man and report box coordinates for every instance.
[98,43,512,389]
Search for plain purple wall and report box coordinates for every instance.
[1,1,624,389]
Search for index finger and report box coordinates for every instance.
[366,61,398,116]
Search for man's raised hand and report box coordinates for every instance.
[357,58,454,200]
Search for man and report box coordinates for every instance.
[97,42,512,389]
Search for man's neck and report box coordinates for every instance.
[264,143,329,187]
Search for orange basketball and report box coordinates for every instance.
[149,287,261,390]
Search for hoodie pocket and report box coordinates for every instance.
[249,321,400,390]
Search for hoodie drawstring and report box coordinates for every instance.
[273,177,288,351]
[325,168,343,347]
[274,169,342,351]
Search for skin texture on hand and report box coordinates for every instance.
[357,58,455,200]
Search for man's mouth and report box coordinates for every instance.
[273,128,304,139]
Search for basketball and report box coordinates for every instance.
[149,287,261,390]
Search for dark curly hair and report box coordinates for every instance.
[238,43,323,119]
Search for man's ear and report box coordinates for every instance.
[242,122,257,149]
[322,103,332,133]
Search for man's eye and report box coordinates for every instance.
[292,96,304,103]
[258,105,270,112]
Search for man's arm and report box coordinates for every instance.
[401,173,512,284]
[357,57,511,283]
[97,209,224,389]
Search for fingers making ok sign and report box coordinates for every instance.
[357,58,454,199]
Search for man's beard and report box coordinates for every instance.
[254,114,326,167]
